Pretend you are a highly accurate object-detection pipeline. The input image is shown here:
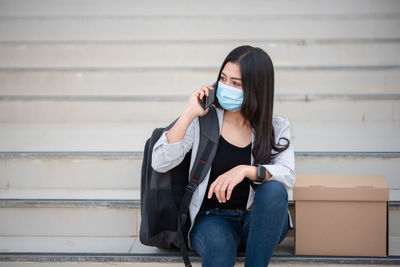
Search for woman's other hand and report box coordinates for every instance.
[208,165,250,203]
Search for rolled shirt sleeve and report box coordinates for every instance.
[151,119,196,173]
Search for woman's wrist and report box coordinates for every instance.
[182,107,198,121]
[244,164,271,182]
[180,108,197,125]
[243,165,258,181]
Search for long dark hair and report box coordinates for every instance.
[214,45,290,165]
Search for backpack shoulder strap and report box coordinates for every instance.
[177,105,220,267]
[188,106,219,189]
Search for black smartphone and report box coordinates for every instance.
[201,82,217,110]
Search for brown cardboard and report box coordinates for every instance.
[293,174,389,257]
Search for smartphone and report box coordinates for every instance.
[201,82,217,110]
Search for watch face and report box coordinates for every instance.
[257,165,267,182]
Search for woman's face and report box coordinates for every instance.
[219,61,242,89]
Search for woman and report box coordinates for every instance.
[152,45,295,266]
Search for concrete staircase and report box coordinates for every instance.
[0,0,400,265]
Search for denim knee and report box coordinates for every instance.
[190,214,239,258]
[190,220,238,267]
[254,180,288,209]
[191,229,236,255]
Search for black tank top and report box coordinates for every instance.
[201,134,252,210]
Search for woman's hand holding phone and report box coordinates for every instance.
[166,84,214,144]
[185,84,214,118]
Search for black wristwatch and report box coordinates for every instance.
[256,165,267,183]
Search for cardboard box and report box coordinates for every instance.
[293,174,389,257]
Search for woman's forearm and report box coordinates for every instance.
[166,107,197,144]
[244,165,271,182]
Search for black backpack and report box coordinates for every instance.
[140,105,220,267]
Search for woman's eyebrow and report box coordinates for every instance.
[221,72,242,80]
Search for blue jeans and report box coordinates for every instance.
[190,180,289,267]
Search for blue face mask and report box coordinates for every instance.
[216,81,244,112]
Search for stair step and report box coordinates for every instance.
[0,236,136,253]
[1,15,399,41]
[0,252,400,266]
[0,189,140,200]
[1,42,399,68]
[1,0,398,17]
[0,236,400,266]
[0,199,398,257]
[1,152,400,200]
[0,202,139,237]
[0,123,156,151]
[0,198,398,237]
[0,122,399,152]
[2,198,400,208]
[1,236,290,254]
[0,261,397,267]
[0,69,399,96]
[1,98,398,123]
